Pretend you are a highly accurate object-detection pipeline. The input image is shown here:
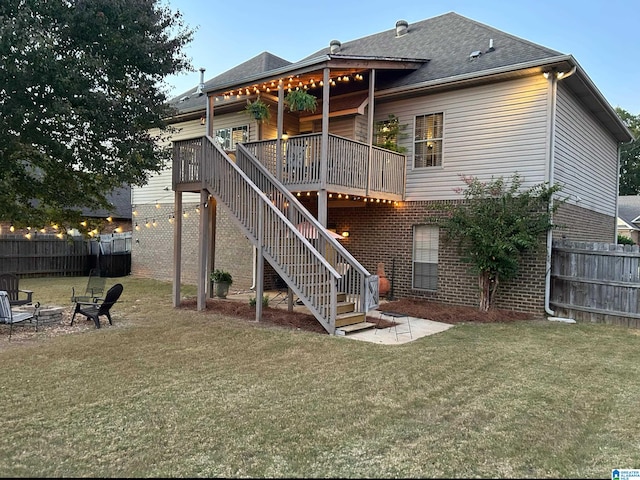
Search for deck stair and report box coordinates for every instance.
[173,136,379,334]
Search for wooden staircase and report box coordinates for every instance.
[335,292,377,335]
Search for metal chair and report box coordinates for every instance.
[0,273,33,306]
[0,291,40,340]
[71,268,106,304]
[271,275,289,307]
[71,283,123,329]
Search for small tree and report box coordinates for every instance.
[443,174,563,311]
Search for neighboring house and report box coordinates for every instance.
[133,12,632,334]
[617,196,640,244]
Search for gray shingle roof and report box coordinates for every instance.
[81,185,132,220]
[618,196,640,229]
[301,12,562,90]
[169,52,291,115]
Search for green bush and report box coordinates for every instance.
[249,294,270,307]
[618,234,636,245]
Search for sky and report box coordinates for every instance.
[164,0,640,115]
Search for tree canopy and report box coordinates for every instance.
[0,0,193,233]
[442,174,562,311]
[617,107,640,195]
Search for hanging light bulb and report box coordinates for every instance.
[152,219,157,228]
[168,215,175,224]
[155,202,160,209]
[145,219,150,228]
[9,225,14,232]
[115,226,123,233]
[183,210,189,218]
[135,222,140,231]
[195,205,200,214]
[25,232,32,240]
[107,216,113,222]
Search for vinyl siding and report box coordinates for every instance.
[375,76,550,201]
[554,82,619,216]
[132,119,204,206]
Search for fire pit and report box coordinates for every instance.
[12,304,66,325]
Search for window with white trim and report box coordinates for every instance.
[414,112,443,168]
[413,225,439,290]
[215,125,248,150]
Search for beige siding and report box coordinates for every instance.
[554,83,619,216]
[375,76,550,201]
[132,119,205,206]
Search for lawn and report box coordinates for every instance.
[1,276,639,478]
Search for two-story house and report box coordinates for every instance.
[132,12,632,334]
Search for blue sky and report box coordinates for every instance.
[164,0,639,114]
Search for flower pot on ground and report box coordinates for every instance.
[210,269,233,298]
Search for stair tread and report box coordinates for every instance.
[337,322,376,333]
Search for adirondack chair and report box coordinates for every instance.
[0,273,33,306]
[71,283,123,329]
[0,291,40,340]
[71,268,106,304]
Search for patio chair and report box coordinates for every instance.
[271,274,288,307]
[0,273,33,306]
[71,283,123,329]
[71,268,106,304]
[0,291,40,340]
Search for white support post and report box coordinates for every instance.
[366,69,376,197]
[255,205,265,321]
[319,67,330,227]
[197,189,209,311]
[172,191,183,307]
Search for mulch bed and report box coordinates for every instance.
[180,296,535,335]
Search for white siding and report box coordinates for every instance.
[133,111,256,206]
[375,76,550,201]
[554,83,619,216]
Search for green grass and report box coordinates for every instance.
[1,276,640,477]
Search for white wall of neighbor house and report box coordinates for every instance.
[554,82,619,217]
[375,75,550,201]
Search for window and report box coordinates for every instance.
[414,113,443,168]
[215,125,248,150]
[413,225,438,290]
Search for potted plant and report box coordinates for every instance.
[210,269,233,298]
[245,98,271,123]
[284,89,317,113]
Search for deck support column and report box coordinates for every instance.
[319,67,330,227]
[208,196,217,298]
[172,190,183,307]
[197,189,209,311]
[255,205,265,321]
[276,80,284,181]
[366,69,376,197]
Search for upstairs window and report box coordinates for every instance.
[215,125,248,150]
[414,113,443,168]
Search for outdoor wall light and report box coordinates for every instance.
[200,115,206,125]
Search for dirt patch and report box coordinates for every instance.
[179,296,534,334]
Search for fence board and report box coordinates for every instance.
[551,240,640,327]
[0,235,89,277]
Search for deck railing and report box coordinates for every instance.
[173,136,379,333]
[244,133,406,198]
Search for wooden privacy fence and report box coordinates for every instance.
[0,234,89,277]
[550,240,640,327]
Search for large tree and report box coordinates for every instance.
[617,107,640,195]
[0,0,193,233]
[442,174,562,311]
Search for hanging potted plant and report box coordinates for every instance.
[210,269,233,298]
[245,97,271,123]
[285,89,317,113]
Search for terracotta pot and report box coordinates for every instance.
[377,262,390,297]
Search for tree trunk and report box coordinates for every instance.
[478,271,499,312]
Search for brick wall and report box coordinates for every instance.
[553,203,616,243]
[131,203,254,290]
[330,200,548,314]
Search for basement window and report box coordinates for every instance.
[414,112,443,168]
[413,225,438,290]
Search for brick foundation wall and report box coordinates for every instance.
[330,200,548,314]
[553,203,616,243]
[131,203,254,290]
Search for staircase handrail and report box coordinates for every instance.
[193,136,342,332]
[235,142,378,312]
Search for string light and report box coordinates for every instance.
[135,222,140,231]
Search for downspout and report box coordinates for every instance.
[615,146,621,241]
[544,71,575,323]
[250,246,257,290]
[544,72,557,317]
